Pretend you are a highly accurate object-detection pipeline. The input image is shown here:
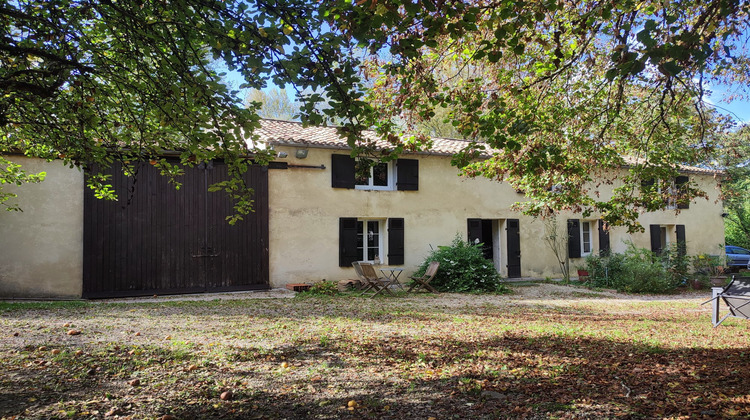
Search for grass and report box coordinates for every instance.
[1,285,749,419]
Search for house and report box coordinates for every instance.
[0,119,726,298]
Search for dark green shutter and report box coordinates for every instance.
[650,224,662,255]
[331,155,355,189]
[396,159,419,191]
[568,219,581,258]
[387,218,405,265]
[676,224,686,257]
[676,176,689,209]
[339,218,358,267]
[598,220,610,256]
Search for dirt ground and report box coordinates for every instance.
[0,283,736,420]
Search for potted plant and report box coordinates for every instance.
[692,253,727,288]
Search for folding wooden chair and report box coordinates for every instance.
[408,261,440,293]
[353,262,394,297]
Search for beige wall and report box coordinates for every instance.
[268,146,726,284]
[0,157,84,298]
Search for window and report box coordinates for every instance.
[649,224,685,256]
[339,218,405,266]
[357,220,383,261]
[568,219,594,258]
[581,221,592,255]
[641,176,690,210]
[331,155,418,191]
[355,162,393,190]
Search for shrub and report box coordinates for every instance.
[304,280,339,296]
[584,242,680,294]
[619,245,672,293]
[660,243,690,289]
[584,252,626,289]
[413,236,506,293]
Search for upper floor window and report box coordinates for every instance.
[641,175,690,210]
[355,162,393,190]
[331,154,418,191]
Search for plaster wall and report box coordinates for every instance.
[0,157,84,298]
[268,147,726,284]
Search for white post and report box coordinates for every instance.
[712,287,723,327]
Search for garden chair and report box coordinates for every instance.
[702,275,750,327]
[408,261,440,293]
[356,262,394,298]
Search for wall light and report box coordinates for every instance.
[277,151,288,158]
[295,149,308,159]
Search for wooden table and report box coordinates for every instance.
[380,267,405,290]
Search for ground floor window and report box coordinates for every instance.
[357,219,383,262]
[581,221,592,256]
[339,217,405,267]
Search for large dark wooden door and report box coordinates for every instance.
[83,160,269,298]
[506,219,521,278]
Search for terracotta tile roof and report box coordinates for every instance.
[256,118,474,156]
[255,119,721,175]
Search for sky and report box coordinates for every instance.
[707,86,750,125]
[226,71,750,127]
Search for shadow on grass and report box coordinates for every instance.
[2,330,749,419]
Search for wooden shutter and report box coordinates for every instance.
[506,219,521,278]
[675,176,689,209]
[331,155,355,189]
[387,218,405,265]
[676,224,686,256]
[339,218,358,267]
[396,159,419,191]
[649,224,662,254]
[598,220,610,256]
[567,219,581,258]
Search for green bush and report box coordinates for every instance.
[619,246,673,293]
[660,243,690,289]
[584,242,681,294]
[413,236,506,293]
[584,252,626,289]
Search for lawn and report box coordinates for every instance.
[1,283,749,419]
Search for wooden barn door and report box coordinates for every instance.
[83,160,269,298]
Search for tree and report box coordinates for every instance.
[0,0,366,219]
[718,125,750,248]
[355,0,747,231]
[542,214,571,282]
[2,0,749,227]
[244,88,299,121]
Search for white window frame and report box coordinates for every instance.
[355,161,395,191]
[356,219,385,262]
[580,220,593,256]
[661,226,670,249]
